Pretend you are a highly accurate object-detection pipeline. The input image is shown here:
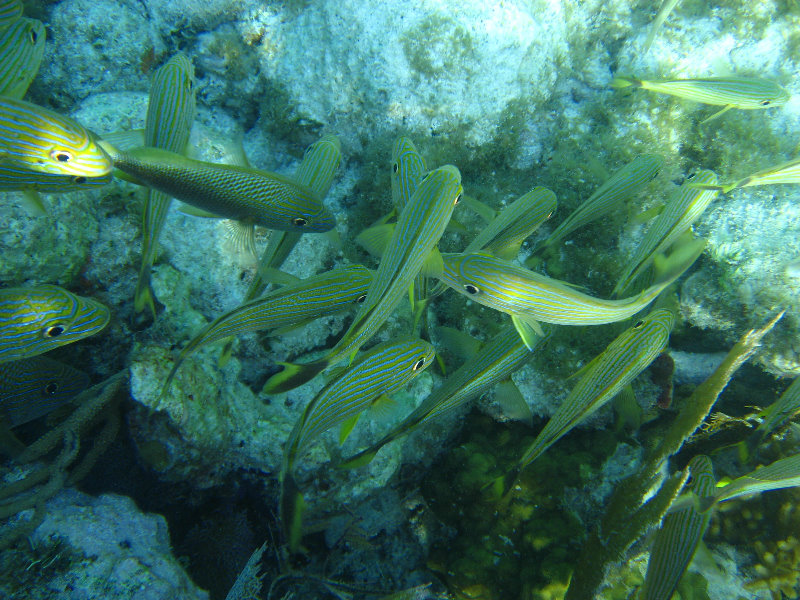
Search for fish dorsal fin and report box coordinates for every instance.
[511,314,544,350]
[356,223,395,258]
[434,326,483,360]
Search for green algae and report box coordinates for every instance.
[400,14,476,82]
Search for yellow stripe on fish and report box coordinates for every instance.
[134,53,197,317]
[613,170,718,296]
[0,285,110,363]
[391,136,427,213]
[107,145,335,233]
[280,336,434,551]
[0,17,45,99]
[0,356,89,427]
[489,309,674,497]
[641,455,715,600]
[161,265,373,394]
[612,75,790,122]
[536,154,663,252]
[696,156,800,194]
[0,163,112,193]
[0,97,112,177]
[339,324,548,469]
[0,0,22,29]
[263,165,462,394]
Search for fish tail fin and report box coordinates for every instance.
[218,337,234,367]
[262,358,328,394]
[652,236,707,287]
[160,360,183,399]
[280,473,307,553]
[482,467,521,501]
[336,446,380,470]
[610,75,641,89]
[133,273,158,318]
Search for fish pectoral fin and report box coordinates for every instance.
[445,217,468,234]
[488,241,523,261]
[20,190,47,216]
[339,413,363,445]
[225,221,257,257]
[700,104,733,124]
[461,194,496,223]
[111,167,145,185]
[99,129,145,152]
[177,203,223,218]
[495,381,533,427]
[419,247,444,278]
[368,393,396,421]
[652,235,706,286]
[324,228,342,249]
[257,266,301,286]
[629,202,664,226]
[355,223,395,258]
[217,337,235,367]
[511,314,544,350]
[433,326,483,360]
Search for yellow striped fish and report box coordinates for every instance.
[263,165,462,394]
[535,154,663,253]
[134,53,196,317]
[280,336,435,551]
[0,17,45,99]
[0,0,22,29]
[612,75,790,122]
[489,309,674,497]
[0,285,110,363]
[0,97,112,177]
[339,324,548,469]
[0,356,89,427]
[696,156,800,194]
[106,145,335,233]
[613,170,718,296]
[391,137,427,213]
[740,376,800,460]
[465,186,557,259]
[0,163,113,193]
[161,265,373,394]
[437,241,700,347]
[641,455,715,600]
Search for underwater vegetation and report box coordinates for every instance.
[1,0,800,599]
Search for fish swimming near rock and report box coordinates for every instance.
[0,0,22,29]
[0,17,45,99]
[134,53,197,317]
[533,154,663,254]
[0,163,113,214]
[391,136,427,214]
[488,309,674,497]
[611,75,790,122]
[0,97,112,179]
[0,285,110,363]
[339,324,548,469]
[280,336,435,551]
[0,356,90,427]
[161,264,374,394]
[104,144,336,233]
[262,164,462,394]
[613,170,718,296]
[692,156,800,194]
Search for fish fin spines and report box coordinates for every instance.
[262,359,328,394]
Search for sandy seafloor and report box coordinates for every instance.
[1,1,800,599]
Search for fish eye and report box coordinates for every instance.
[51,150,74,163]
[42,324,66,338]
[633,320,644,329]
[292,217,308,227]
[412,357,426,371]
[686,173,695,180]
[454,193,462,205]
[355,294,367,304]
[44,382,59,396]
[760,100,771,106]
[30,30,38,44]
[464,284,480,295]
[392,162,398,174]
[73,176,86,184]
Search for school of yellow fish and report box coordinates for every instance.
[2,0,800,597]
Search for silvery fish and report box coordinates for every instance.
[0,97,112,177]
[613,170,718,296]
[105,145,336,233]
[696,156,800,194]
[0,356,89,427]
[437,240,701,348]
[536,154,663,252]
[0,285,110,363]
[0,17,45,99]
[161,265,373,394]
[0,0,22,29]
[339,324,547,469]
[488,309,674,497]
[391,136,427,214]
[280,336,435,551]
[641,455,715,600]
[611,76,790,122]
[134,53,197,317]
[263,164,462,394]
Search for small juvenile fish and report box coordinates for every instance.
[0,356,89,427]
[465,186,557,259]
[339,324,547,469]
[0,285,110,363]
[161,265,373,394]
[0,0,22,29]
[391,137,427,213]
[641,455,715,600]
[611,76,790,122]
[0,97,112,177]
[613,170,718,296]
[696,156,800,194]
[106,145,336,233]
[134,53,197,317]
[0,17,45,99]
[488,310,674,497]
[263,165,462,393]
[280,336,435,551]
[437,240,701,348]
[536,154,663,252]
